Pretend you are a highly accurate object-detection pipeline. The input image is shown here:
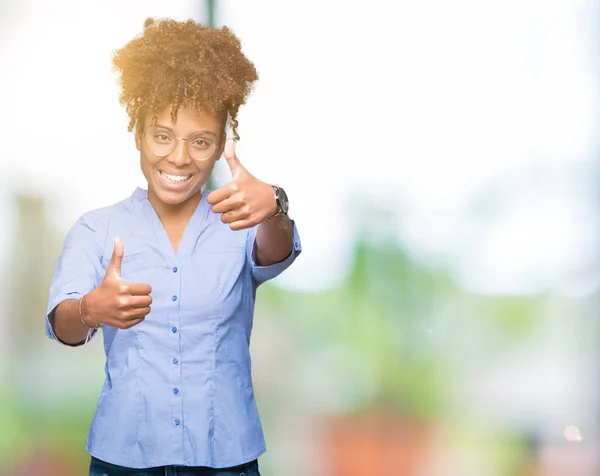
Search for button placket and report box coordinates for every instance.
[168,261,183,433]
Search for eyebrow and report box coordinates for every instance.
[153,124,217,137]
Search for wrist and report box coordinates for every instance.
[260,214,291,231]
[269,184,289,219]
[79,294,102,329]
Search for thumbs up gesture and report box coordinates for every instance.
[206,139,278,231]
[83,238,153,329]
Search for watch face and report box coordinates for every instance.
[278,187,289,213]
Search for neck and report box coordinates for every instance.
[147,188,202,225]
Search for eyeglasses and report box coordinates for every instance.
[143,126,220,161]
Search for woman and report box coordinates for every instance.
[45,18,301,476]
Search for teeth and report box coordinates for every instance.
[160,172,190,183]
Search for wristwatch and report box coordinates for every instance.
[272,185,289,217]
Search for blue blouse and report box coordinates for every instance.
[45,187,302,469]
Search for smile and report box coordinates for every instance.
[159,171,192,184]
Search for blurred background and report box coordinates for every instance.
[0,0,599,474]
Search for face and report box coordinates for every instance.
[136,106,224,206]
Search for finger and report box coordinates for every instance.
[123,306,151,320]
[211,196,241,214]
[125,282,152,296]
[104,315,142,329]
[224,139,244,178]
[122,295,152,310]
[221,208,249,224]
[107,238,124,279]
[206,184,234,206]
[229,218,255,231]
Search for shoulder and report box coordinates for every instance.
[67,194,141,249]
[77,194,141,228]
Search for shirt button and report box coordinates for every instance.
[173,388,179,395]
[171,326,177,333]
[172,295,178,302]
[172,358,179,364]
[173,266,178,273]
[174,418,180,426]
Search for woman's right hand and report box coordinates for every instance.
[83,238,152,329]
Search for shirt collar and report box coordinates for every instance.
[131,187,211,220]
[131,187,211,204]
[132,187,148,200]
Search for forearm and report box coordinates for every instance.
[51,298,90,346]
[255,215,294,266]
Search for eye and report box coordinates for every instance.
[190,136,214,149]
[154,133,172,143]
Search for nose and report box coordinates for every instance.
[167,139,191,167]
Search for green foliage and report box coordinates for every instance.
[258,235,545,421]
[0,373,95,473]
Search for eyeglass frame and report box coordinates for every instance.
[142,125,226,162]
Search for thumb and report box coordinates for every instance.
[224,139,243,177]
[108,237,124,279]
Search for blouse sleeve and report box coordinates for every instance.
[46,213,106,344]
[246,219,302,286]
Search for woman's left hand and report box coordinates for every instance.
[206,139,278,231]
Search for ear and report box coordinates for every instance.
[135,128,142,151]
[213,112,229,161]
[214,132,227,161]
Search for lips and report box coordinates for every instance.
[155,170,195,193]
[159,171,192,183]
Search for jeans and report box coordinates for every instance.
[89,456,261,476]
